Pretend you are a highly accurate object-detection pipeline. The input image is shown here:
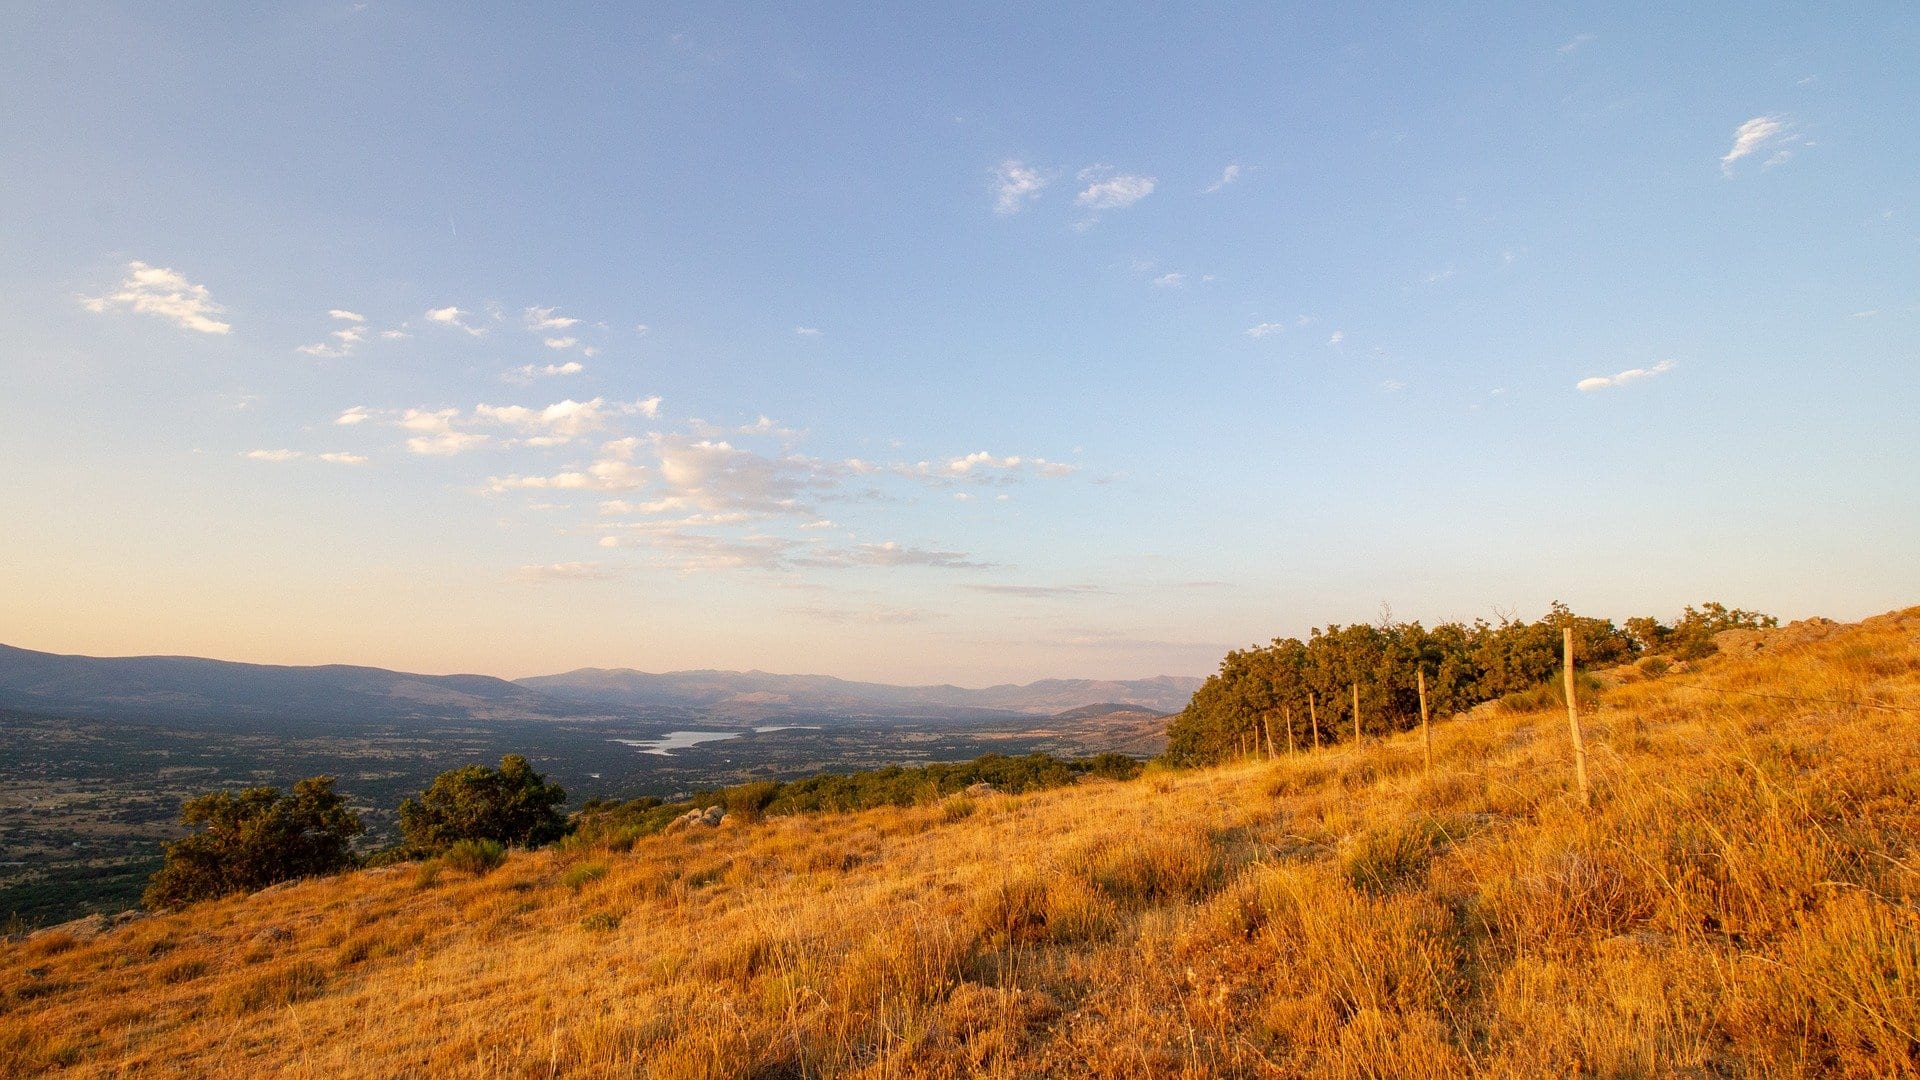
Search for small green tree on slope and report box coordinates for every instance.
[398,754,567,854]
[144,776,363,909]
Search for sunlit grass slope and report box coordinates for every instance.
[5,609,1919,1077]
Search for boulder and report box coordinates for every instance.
[963,782,998,798]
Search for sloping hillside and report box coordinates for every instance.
[4,610,1918,1077]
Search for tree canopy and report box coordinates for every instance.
[144,776,362,909]
[1164,602,1774,766]
[398,754,568,853]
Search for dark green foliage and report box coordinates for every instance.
[143,776,363,909]
[570,752,1142,847]
[398,754,567,854]
[1625,603,1778,660]
[440,839,506,875]
[1164,602,1772,766]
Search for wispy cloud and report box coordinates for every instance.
[489,436,650,492]
[1576,359,1677,392]
[1328,330,1345,346]
[992,160,1048,214]
[523,306,580,332]
[425,305,486,336]
[1202,163,1242,194]
[328,309,365,323]
[1075,168,1156,211]
[1245,322,1286,338]
[475,397,660,445]
[297,309,372,358]
[1558,33,1594,54]
[965,583,1106,598]
[794,325,822,337]
[1152,272,1185,288]
[318,452,367,465]
[1721,115,1799,176]
[400,408,489,455]
[503,361,585,384]
[82,261,231,335]
[335,405,374,426]
[517,561,615,582]
[243,448,300,462]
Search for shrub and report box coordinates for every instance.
[144,776,362,910]
[579,912,621,932]
[562,863,608,891]
[398,755,567,854]
[442,839,506,876]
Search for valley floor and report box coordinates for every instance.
[4,610,1919,1077]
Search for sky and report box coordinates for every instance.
[1,3,1915,685]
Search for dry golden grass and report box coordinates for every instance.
[4,608,1919,1078]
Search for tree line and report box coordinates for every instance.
[1163,602,1775,766]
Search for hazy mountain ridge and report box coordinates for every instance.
[0,643,1201,725]
[515,667,1201,715]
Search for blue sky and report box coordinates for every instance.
[2,3,1914,683]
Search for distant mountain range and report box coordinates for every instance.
[517,668,1200,717]
[0,643,1200,726]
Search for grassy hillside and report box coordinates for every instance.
[4,609,1918,1077]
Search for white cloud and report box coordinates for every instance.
[1328,330,1345,346]
[81,261,231,335]
[634,324,650,335]
[1152,272,1185,288]
[992,160,1048,214]
[243,449,300,462]
[1202,164,1242,194]
[335,405,373,426]
[794,325,821,336]
[400,408,488,455]
[503,361,585,383]
[298,320,368,358]
[489,436,651,493]
[524,306,580,331]
[328,309,365,323]
[319,452,368,465]
[1852,309,1879,319]
[1721,116,1795,176]
[799,519,835,530]
[474,396,660,444]
[1244,322,1286,338]
[1558,33,1594,54]
[543,336,579,350]
[517,561,614,582]
[1075,171,1156,210]
[805,541,990,570]
[1576,359,1678,392]
[380,328,410,340]
[947,451,1022,475]
[1379,379,1406,393]
[425,305,486,336]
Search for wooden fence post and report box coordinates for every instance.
[1352,682,1362,746]
[1285,705,1295,754]
[1564,627,1591,806]
[1418,667,1432,773]
[1310,692,1319,750]
[1263,712,1276,759]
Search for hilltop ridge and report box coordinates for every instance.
[4,608,1917,1076]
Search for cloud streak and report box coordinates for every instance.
[1576,359,1677,392]
[82,261,231,335]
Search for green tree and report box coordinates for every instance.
[398,754,567,854]
[144,776,362,909]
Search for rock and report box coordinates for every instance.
[963,782,998,798]
[250,926,292,946]
[33,913,107,942]
[701,806,726,827]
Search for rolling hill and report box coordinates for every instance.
[8,610,1914,1076]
